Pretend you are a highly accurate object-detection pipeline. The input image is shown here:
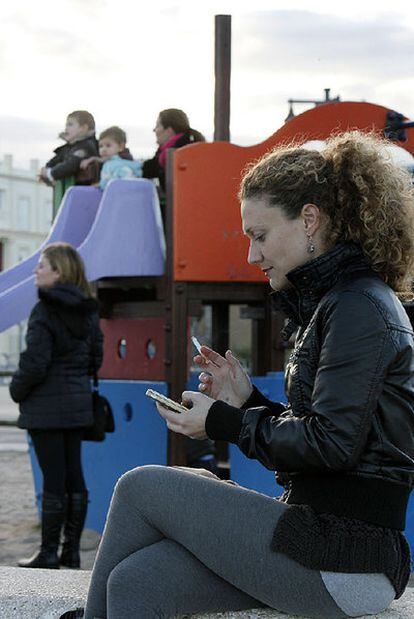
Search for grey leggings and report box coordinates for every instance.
[85,466,394,619]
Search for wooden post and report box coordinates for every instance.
[214,15,231,142]
[212,14,232,352]
[165,150,187,465]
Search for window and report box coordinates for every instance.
[17,245,31,262]
[17,197,30,230]
[0,190,6,221]
[42,200,53,231]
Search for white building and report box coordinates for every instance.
[0,154,52,369]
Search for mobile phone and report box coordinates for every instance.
[145,389,188,414]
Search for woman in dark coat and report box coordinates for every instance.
[10,242,103,569]
[142,108,205,193]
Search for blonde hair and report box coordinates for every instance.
[42,243,92,297]
[239,131,414,292]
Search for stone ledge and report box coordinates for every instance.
[0,566,413,618]
[0,566,90,618]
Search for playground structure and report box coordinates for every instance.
[1,100,414,549]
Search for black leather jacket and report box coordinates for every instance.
[206,243,414,530]
[46,132,98,181]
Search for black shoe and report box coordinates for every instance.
[59,609,84,618]
[18,548,60,569]
[18,492,65,569]
[60,491,88,569]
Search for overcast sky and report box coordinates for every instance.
[1,0,414,168]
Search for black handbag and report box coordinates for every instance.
[83,372,115,442]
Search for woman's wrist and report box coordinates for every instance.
[205,400,245,443]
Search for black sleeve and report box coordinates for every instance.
[142,153,161,179]
[242,385,287,415]
[46,153,61,168]
[49,140,98,180]
[206,291,394,473]
[89,313,104,374]
[9,304,53,402]
[49,153,84,180]
[206,385,287,444]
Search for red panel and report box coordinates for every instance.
[173,101,414,282]
[99,318,166,380]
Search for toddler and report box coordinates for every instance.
[95,126,142,190]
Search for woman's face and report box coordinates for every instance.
[154,116,175,146]
[241,196,318,291]
[34,254,60,289]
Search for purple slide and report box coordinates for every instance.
[0,179,165,333]
[0,186,101,294]
[79,178,165,280]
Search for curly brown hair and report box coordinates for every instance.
[239,131,414,292]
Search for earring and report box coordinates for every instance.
[306,232,315,254]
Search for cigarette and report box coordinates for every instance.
[191,336,220,367]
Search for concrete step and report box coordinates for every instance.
[0,566,413,618]
[0,566,90,618]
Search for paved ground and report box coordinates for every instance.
[0,386,99,570]
[0,383,19,426]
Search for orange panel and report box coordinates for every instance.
[173,101,414,282]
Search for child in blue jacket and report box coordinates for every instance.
[81,126,142,190]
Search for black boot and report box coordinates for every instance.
[19,492,66,569]
[60,491,88,569]
[59,610,84,618]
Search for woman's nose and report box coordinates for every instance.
[247,242,261,265]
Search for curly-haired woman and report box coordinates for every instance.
[63,131,414,619]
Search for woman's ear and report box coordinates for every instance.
[52,267,61,282]
[301,203,322,235]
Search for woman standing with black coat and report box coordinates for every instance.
[10,242,103,570]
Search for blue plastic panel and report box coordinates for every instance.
[229,372,286,497]
[28,380,168,533]
[405,496,414,568]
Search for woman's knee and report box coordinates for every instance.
[107,556,161,616]
[114,464,167,497]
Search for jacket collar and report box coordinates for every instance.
[272,243,371,337]
[39,283,98,338]
[39,283,98,314]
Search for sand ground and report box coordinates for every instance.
[0,437,99,570]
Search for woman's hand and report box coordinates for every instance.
[155,391,215,440]
[194,346,253,408]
